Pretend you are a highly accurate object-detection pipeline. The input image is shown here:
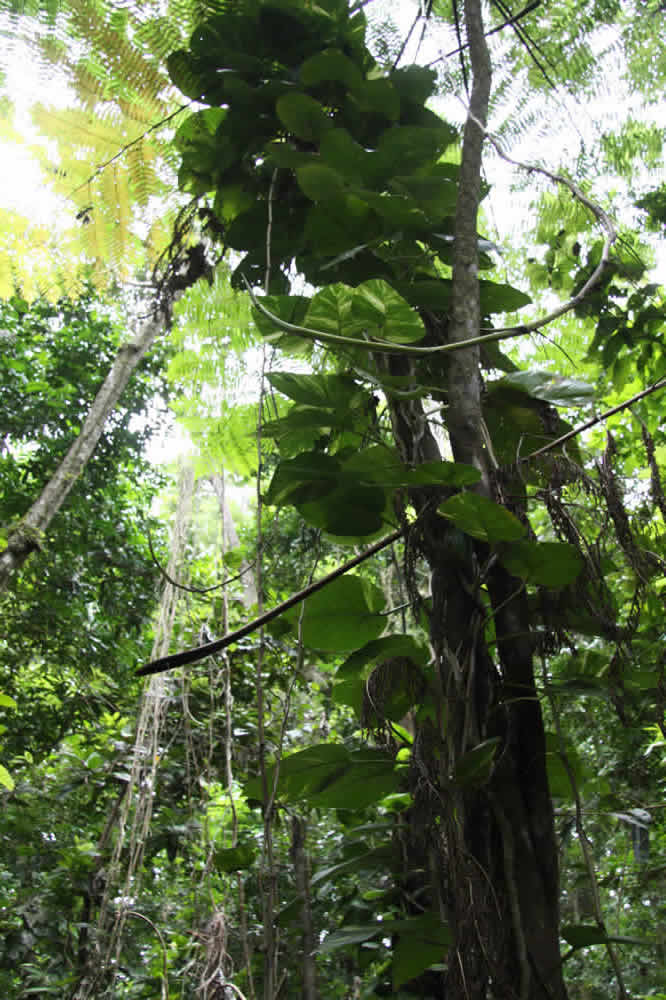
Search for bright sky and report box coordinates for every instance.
[0,6,663,281]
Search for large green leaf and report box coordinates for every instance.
[312,846,394,886]
[438,493,526,543]
[284,574,386,650]
[213,844,257,873]
[297,163,348,201]
[390,64,439,104]
[561,925,608,948]
[479,280,532,313]
[318,923,386,954]
[0,763,14,791]
[245,744,399,809]
[297,483,389,537]
[300,48,364,91]
[498,541,583,587]
[350,280,425,343]
[276,92,331,142]
[333,634,431,717]
[352,77,400,120]
[368,126,455,182]
[357,190,428,229]
[267,371,363,409]
[251,294,311,340]
[264,451,341,506]
[391,913,451,989]
[453,738,501,788]
[305,284,361,337]
[389,174,458,221]
[342,446,481,489]
[319,128,369,182]
[494,371,596,406]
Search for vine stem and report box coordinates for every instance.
[137,527,403,675]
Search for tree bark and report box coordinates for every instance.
[383,0,569,996]
[290,815,318,1000]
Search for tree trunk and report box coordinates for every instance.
[290,815,318,1000]
[382,1,569,995]
[0,246,209,592]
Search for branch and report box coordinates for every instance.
[437,0,541,61]
[477,128,617,336]
[136,528,403,676]
[446,0,492,474]
[520,378,666,462]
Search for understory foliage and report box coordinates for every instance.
[0,1,665,999]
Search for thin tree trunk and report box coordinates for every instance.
[290,815,318,1000]
[0,247,208,591]
[430,0,568,996]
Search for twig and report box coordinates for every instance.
[520,378,666,462]
[436,0,540,62]
[476,126,618,335]
[68,104,191,199]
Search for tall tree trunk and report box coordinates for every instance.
[290,815,318,1000]
[0,246,209,592]
[384,1,569,996]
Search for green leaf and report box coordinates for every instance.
[312,846,393,885]
[173,107,226,152]
[265,141,316,169]
[305,284,360,338]
[284,574,386,651]
[479,280,532,313]
[351,280,425,343]
[296,163,348,201]
[495,371,596,406]
[167,49,205,100]
[318,922,385,954]
[391,912,451,989]
[0,763,14,790]
[453,737,501,788]
[333,634,430,717]
[300,48,364,92]
[245,744,399,809]
[251,294,311,340]
[561,924,608,948]
[438,494,526,543]
[213,844,257,872]
[389,175,458,221]
[267,372,363,409]
[297,483,389,537]
[342,446,481,489]
[0,693,17,709]
[390,64,438,105]
[498,541,583,588]
[352,77,400,120]
[276,92,331,142]
[370,126,455,181]
[319,128,369,182]
[264,452,341,506]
